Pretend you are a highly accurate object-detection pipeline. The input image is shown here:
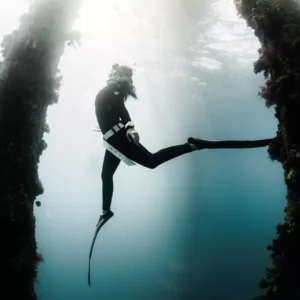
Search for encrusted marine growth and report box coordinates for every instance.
[234,0,300,299]
[0,0,81,299]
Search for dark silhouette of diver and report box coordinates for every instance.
[95,63,200,224]
[88,63,201,286]
[88,63,273,286]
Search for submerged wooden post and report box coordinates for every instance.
[234,0,300,299]
[0,1,82,298]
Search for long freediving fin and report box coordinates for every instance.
[88,211,114,286]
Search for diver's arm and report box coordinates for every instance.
[119,101,132,125]
[116,95,132,125]
[116,96,139,144]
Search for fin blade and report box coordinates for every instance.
[87,214,114,286]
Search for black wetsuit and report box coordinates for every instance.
[95,83,131,134]
[95,84,193,211]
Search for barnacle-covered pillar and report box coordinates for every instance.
[234,0,300,299]
[0,0,81,299]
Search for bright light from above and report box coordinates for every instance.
[212,0,240,22]
[0,0,30,40]
[192,0,260,70]
[74,0,147,40]
[75,1,121,36]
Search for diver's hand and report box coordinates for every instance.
[126,128,140,145]
[125,121,139,145]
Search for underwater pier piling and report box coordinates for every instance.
[235,0,300,299]
[0,1,81,299]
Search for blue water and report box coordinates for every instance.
[1,1,286,299]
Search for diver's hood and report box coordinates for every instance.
[107,64,134,92]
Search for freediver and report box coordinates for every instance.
[88,64,273,286]
[94,63,201,224]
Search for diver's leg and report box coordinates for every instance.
[101,150,121,213]
[125,142,195,169]
[108,128,197,169]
